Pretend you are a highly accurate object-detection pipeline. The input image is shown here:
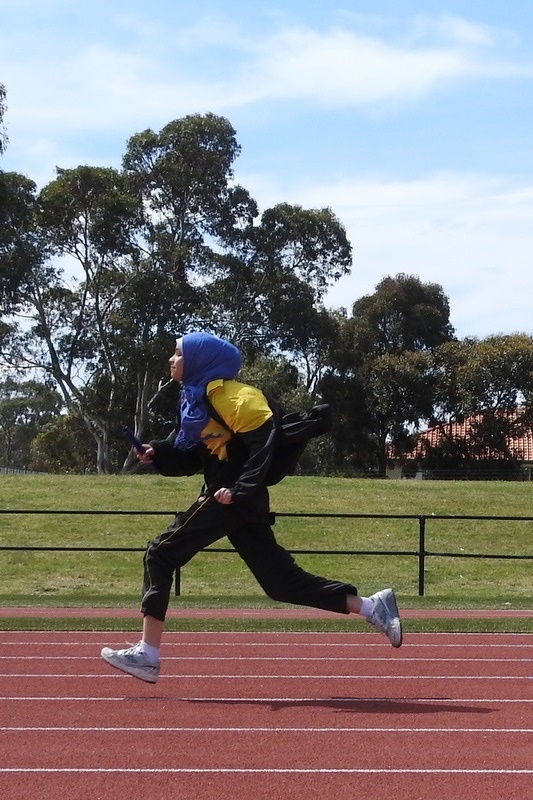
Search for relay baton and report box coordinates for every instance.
[121,425,146,456]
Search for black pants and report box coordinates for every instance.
[141,495,357,621]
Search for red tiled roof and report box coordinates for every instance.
[394,410,533,463]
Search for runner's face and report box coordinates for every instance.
[169,344,184,382]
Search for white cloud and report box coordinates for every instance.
[3,9,530,193]
[245,25,506,108]
[2,7,532,342]
[411,13,497,47]
[3,11,531,139]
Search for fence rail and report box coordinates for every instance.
[1,509,533,596]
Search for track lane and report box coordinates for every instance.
[0,630,531,800]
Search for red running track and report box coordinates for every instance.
[0,631,532,800]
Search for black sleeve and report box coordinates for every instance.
[148,439,203,477]
[229,418,277,502]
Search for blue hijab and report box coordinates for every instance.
[174,332,242,451]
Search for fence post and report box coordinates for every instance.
[418,515,426,596]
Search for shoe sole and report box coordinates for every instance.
[378,589,403,648]
[389,616,403,648]
[387,589,403,647]
[101,650,159,683]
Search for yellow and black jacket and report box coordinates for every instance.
[150,379,331,506]
[150,380,277,505]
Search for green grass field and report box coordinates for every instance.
[1,474,532,627]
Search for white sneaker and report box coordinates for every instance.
[366,588,403,648]
[101,642,160,683]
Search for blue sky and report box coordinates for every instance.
[2,0,533,339]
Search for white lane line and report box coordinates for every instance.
[0,673,532,679]
[0,768,532,774]
[0,656,531,663]
[1,640,532,648]
[1,696,532,703]
[2,725,533,733]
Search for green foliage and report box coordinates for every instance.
[3,112,533,483]
[254,203,351,297]
[202,204,351,374]
[318,274,458,475]
[350,273,455,357]
[38,165,141,257]
[239,354,306,407]
[0,378,63,468]
[29,414,96,473]
[410,334,533,476]
[2,113,356,474]
[0,171,41,316]
[435,334,533,416]
[123,113,253,274]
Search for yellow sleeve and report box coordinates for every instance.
[207,379,273,433]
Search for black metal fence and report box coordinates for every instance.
[1,508,533,596]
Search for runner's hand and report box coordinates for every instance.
[214,487,233,505]
[136,445,154,464]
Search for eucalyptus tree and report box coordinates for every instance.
[203,203,352,374]
[0,172,40,315]
[323,274,456,474]
[10,115,261,472]
[30,412,97,474]
[10,164,145,472]
[119,113,258,462]
[6,112,354,472]
[0,377,63,469]
[124,117,352,389]
[435,334,533,414]
[431,334,533,467]
[350,273,454,357]
[122,113,257,290]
